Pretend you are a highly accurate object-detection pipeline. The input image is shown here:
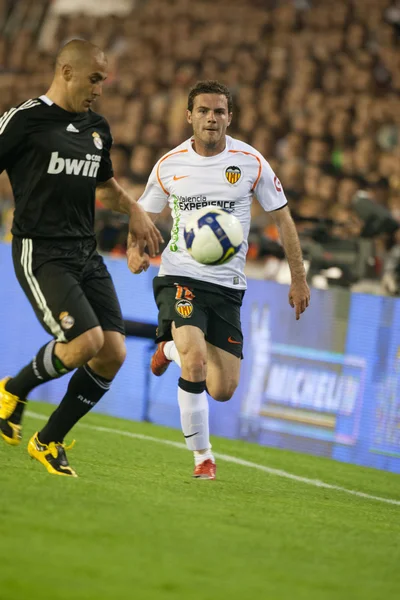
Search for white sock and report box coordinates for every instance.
[194,448,215,466]
[177,387,213,464]
[164,341,181,367]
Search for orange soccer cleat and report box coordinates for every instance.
[150,342,172,377]
[193,459,216,480]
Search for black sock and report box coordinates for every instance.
[6,340,70,398]
[38,365,112,444]
[6,340,71,422]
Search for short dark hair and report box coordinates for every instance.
[187,80,233,113]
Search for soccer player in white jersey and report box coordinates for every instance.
[128,80,310,480]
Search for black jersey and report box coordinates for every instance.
[0,95,114,240]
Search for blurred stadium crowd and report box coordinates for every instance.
[1,0,400,291]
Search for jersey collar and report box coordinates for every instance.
[39,95,54,106]
[188,136,230,160]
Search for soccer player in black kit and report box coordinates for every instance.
[0,39,162,477]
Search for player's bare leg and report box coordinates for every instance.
[170,323,216,479]
[87,331,127,380]
[55,327,105,369]
[205,343,241,402]
[195,346,240,478]
[154,332,240,479]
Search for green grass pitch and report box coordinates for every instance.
[1,402,399,600]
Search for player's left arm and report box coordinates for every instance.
[96,177,163,258]
[253,156,310,320]
[270,205,310,320]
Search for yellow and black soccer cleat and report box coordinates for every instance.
[0,377,25,445]
[0,420,22,446]
[28,433,78,477]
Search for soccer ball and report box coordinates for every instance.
[184,207,243,265]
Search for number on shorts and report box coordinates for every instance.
[175,285,195,301]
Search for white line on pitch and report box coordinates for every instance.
[26,410,400,507]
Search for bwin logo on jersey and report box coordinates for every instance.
[47,152,101,178]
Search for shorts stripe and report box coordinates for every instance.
[21,239,66,342]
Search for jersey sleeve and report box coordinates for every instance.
[0,108,26,174]
[138,162,169,213]
[97,121,114,183]
[254,156,288,212]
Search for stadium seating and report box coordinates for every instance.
[1,0,399,291]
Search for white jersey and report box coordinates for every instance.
[139,135,287,289]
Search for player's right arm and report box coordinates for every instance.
[127,160,169,275]
[127,212,159,274]
[0,106,26,174]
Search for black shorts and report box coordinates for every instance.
[12,237,125,342]
[153,275,245,358]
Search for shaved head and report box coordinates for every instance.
[47,39,108,113]
[56,39,106,71]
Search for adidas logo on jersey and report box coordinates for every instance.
[66,123,79,133]
[47,151,101,178]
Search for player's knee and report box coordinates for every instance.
[105,341,127,371]
[115,341,127,367]
[83,327,105,356]
[207,381,237,402]
[74,327,104,365]
[180,350,207,381]
[88,335,127,379]
[58,327,104,368]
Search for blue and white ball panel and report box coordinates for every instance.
[184,207,243,265]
